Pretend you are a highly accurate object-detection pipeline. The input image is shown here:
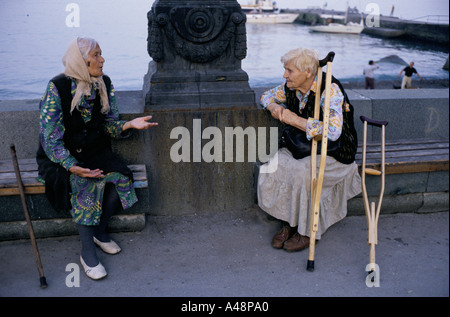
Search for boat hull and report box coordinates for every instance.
[309,24,364,34]
[245,13,298,24]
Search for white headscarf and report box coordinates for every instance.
[62,37,110,114]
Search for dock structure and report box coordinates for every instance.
[288,8,449,45]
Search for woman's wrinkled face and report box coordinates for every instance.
[86,44,105,77]
[283,60,311,91]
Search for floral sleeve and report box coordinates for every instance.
[39,81,78,170]
[103,82,129,139]
[306,83,344,141]
[260,83,287,108]
[260,81,344,141]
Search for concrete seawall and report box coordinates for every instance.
[0,88,448,239]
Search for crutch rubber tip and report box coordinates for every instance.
[306,260,315,272]
[40,276,48,289]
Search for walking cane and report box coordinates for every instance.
[10,144,48,288]
[359,116,388,280]
[307,51,335,272]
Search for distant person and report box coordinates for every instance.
[363,60,379,89]
[399,62,423,89]
[37,37,158,280]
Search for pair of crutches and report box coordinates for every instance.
[307,51,335,272]
[305,51,388,273]
[360,116,388,277]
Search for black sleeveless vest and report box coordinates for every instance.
[52,73,112,163]
[36,74,132,211]
[284,73,358,164]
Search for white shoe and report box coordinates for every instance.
[80,256,107,280]
[94,237,121,255]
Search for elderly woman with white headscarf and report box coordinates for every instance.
[258,48,361,252]
[37,37,158,280]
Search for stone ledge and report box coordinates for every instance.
[1,88,448,217]
[0,213,145,241]
[1,191,447,241]
[347,191,449,216]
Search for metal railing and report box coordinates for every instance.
[408,15,449,25]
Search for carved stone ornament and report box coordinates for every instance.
[147,1,247,63]
[143,0,255,110]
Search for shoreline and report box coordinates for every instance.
[0,78,448,104]
[340,78,449,90]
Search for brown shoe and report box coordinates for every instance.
[283,233,310,252]
[271,225,296,249]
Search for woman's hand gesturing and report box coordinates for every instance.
[123,115,158,131]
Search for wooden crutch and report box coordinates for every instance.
[306,51,335,272]
[10,144,48,289]
[359,116,388,278]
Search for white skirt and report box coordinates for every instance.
[257,148,362,240]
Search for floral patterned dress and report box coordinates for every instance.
[39,78,137,226]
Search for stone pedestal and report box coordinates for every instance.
[143,0,255,111]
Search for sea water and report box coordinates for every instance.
[0,0,448,100]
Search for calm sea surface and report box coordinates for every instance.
[0,0,448,100]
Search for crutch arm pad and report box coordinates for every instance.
[360,115,389,127]
[319,51,335,67]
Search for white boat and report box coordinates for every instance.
[245,12,298,24]
[240,0,298,24]
[309,21,364,34]
[309,7,365,34]
[241,0,275,13]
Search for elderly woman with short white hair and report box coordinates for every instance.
[37,37,158,280]
[258,48,361,252]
